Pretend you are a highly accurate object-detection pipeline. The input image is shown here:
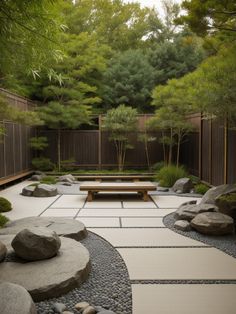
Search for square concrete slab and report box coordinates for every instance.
[132,284,236,314]
[50,195,86,208]
[121,217,165,227]
[88,228,205,247]
[151,195,201,208]
[84,201,122,209]
[123,201,157,209]
[76,217,120,227]
[118,248,236,280]
[40,208,78,217]
[78,208,174,217]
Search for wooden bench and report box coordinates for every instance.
[76,175,154,181]
[80,181,157,201]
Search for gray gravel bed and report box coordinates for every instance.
[36,232,132,314]
[164,213,236,258]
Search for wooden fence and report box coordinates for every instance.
[0,89,35,180]
[0,88,236,185]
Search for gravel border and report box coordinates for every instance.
[36,231,132,314]
[164,212,236,259]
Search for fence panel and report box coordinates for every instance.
[227,128,236,184]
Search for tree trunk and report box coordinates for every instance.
[176,130,181,168]
[145,138,150,170]
[57,128,61,172]
[168,128,173,165]
[161,131,167,165]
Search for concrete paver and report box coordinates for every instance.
[40,208,78,217]
[151,195,201,208]
[88,228,207,247]
[76,217,120,227]
[121,217,165,227]
[78,208,174,217]
[50,194,86,208]
[132,284,236,314]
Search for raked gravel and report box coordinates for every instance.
[36,232,132,314]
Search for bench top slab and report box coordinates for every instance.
[80,181,156,191]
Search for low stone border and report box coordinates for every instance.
[164,212,236,258]
[36,231,132,314]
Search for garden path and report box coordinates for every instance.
[1,181,236,314]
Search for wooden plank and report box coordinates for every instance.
[0,170,34,186]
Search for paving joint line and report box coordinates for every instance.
[38,194,62,217]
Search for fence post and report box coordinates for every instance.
[98,115,102,170]
[199,113,202,180]
[224,118,228,184]
[209,119,212,184]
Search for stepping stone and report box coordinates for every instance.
[0,281,37,314]
[0,217,87,241]
[0,237,90,301]
[132,284,236,314]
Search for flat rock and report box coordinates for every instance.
[22,185,36,197]
[200,184,236,205]
[0,217,87,241]
[191,212,234,235]
[175,203,218,221]
[172,178,193,194]
[174,220,191,231]
[58,174,75,183]
[0,281,37,314]
[33,184,58,197]
[12,227,61,261]
[0,237,90,301]
[0,241,7,262]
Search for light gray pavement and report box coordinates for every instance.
[1,182,236,313]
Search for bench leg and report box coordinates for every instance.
[142,191,149,202]
[87,191,94,202]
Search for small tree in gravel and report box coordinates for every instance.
[103,105,138,171]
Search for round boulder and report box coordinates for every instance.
[190,212,234,235]
[174,220,191,231]
[175,203,218,221]
[12,227,61,261]
[0,241,7,262]
[0,281,37,314]
[33,184,58,197]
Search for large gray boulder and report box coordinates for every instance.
[0,237,90,301]
[0,281,37,314]
[215,193,236,219]
[172,178,193,194]
[58,174,75,184]
[191,212,234,235]
[0,217,88,241]
[22,185,36,197]
[200,184,236,205]
[33,184,58,197]
[11,227,61,261]
[0,241,7,262]
[175,203,218,221]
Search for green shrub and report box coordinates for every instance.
[155,165,188,187]
[151,161,165,172]
[194,183,210,195]
[61,158,77,171]
[40,176,57,185]
[0,197,12,212]
[0,213,9,227]
[218,193,236,202]
[189,175,201,185]
[32,157,55,171]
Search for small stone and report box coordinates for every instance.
[82,306,96,314]
[172,178,193,193]
[33,184,58,197]
[22,185,36,197]
[52,302,67,313]
[0,241,7,262]
[157,187,169,192]
[58,174,75,183]
[75,302,90,310]
[95,306,105,312]
[174,220,191,231]
[11,227,61,261]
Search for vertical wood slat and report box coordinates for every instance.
[224,119,228,184]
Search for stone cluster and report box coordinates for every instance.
[174,184,236,235]
[52,301,117,314]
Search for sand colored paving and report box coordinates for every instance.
[88,228,207,247]
[1,181,236,314]
[118,248,236,280]
[121,217,165,227]
[78,208,174,217]
[132,284,236,314]
[151,195,201,208]
[49,195,86,208]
